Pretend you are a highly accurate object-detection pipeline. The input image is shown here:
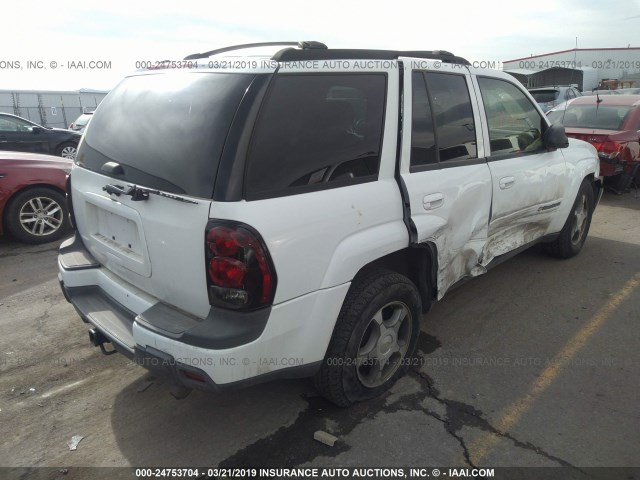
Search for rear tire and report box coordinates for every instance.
[5,187,69,244]
[56,142,78,160]
[314,269,422,407]
[545,180,594,258]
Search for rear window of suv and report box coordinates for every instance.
[79,72,255,198]
[245,73,386,200]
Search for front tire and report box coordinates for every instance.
[545,180,595,258]
[314,269,422,407]
[5,187,69,244]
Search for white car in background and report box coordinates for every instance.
[68,112,93,133]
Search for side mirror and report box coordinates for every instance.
[542,123,569,151]
[31,126,42,134]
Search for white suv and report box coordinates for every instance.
[58,42,601,406]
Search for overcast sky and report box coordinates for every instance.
[2,0,640,91]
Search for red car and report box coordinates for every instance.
[0,151,71,244]
[547,95,640,192]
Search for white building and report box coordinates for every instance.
[503,47,640,91]
[0,89,108,129]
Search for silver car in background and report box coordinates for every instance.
[529,85,582,112]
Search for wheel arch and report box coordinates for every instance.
[352,242,438,313]
[550,156,600,234]
[584,172,603,202]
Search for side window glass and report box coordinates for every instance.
[246,74,386,199]
[424,73,477,162]
[410,72,437,167]
[478,77,546,156]
[0,117,21,132]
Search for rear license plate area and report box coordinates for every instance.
[86,203,142,259]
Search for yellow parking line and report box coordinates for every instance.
[468,271,640,464]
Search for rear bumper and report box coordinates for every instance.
[58,234,349,388]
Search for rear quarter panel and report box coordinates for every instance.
[209,67,407,304]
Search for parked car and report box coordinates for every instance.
[547,95,640,192]
[69,112,93,133]
[0,151,71,243]
[529,85,582,112]
[59,42,601,406]
[582,89,622,96]
[0,113,81,159]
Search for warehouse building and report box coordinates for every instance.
[503,47,640,91]
[0,89,108,129]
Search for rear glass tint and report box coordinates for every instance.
[245,73,386,200]
[547,105,631,130]
[79,72,254,198]
[425,72,477,162]
[530,90,560,103]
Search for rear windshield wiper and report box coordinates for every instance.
[103,184,198,204]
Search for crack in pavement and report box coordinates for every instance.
[410,369,583,471]
[217,335,584,473]
[409,371,477,468]
[218,336,470,469]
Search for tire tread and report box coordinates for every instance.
[314,268,420,407]
[545,180,594,259]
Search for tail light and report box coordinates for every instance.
[205,221,276,310]
[594,140,624,163]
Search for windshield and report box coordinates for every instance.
[79,72,255,198]
[547,105,632,130]
[530,90,560,103]
[75,114,92,126]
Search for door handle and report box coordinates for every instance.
[423,193,444,210]
[499,176,515,189]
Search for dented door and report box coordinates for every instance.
[399,59,493,298]
[472,76,568,264]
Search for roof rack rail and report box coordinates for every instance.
[271,48,470,65]
[183,41,327,60]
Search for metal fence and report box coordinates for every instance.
[0,90,109,129]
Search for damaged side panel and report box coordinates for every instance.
[403,164,493,299]
[482,150,568,265]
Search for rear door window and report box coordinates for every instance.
[410,71,477,169]
[245,74,386,200]
[424,72,477,163]
[80,72,255,198]
[410,72,437,167]
[0,116,32,132]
